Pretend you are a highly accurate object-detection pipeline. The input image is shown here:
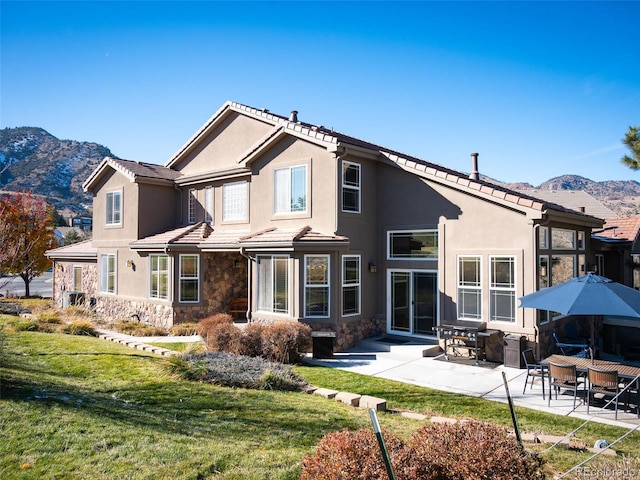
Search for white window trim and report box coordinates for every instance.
[256,254,290,316]
[204,186,213,224]
[179,254,200,303]
[387,229,439,260]
[273,164,308,216]
[342,255,361,317]
[489,255,516,323]
[342,160,361,214]
[456,254,482,321]
[149,254,170,301]
[105,190,122,227]
[100,253,117,294]
[188,189,197,224]
[304,254,330,318]
[222,181,248,223]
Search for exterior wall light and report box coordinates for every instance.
[368,262,377,273]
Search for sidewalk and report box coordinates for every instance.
[303,336,640,430]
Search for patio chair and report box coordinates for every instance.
[548,362,584,410]
[587,368,621,419]
[552,331,589,358]
[522,348,545,399]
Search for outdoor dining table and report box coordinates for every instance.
[541,354,640,415]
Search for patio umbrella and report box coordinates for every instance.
[518,273,640,357]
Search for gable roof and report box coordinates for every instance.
[83,157,182,192]
[510,189,614,219]
[45,239,97,260]
[166,101,602,225]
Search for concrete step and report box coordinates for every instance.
[357,336,442,360]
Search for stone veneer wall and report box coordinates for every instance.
[52,262,98,308]
[173,252,248,323]
[303,316,386,352]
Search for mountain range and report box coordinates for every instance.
[1,126,639,219]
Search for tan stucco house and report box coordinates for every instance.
[46,101,603,358]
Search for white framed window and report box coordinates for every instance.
[388,230,438,260]
[342,161,361,213]
[100,253,116,294]
[73,266,82,291]
[457,255,482,320]
[552,228,576,250]
[257,255,289,314]
[188,189,197,224]
[342,255,361,316]
[204,186,213,223]
[274,165,306,214]
[223,181,247,221]
[489,256,516,323]
[538,226,549,249]
[179,254,199,303]
[150,254,170,300]
[105,191,121,226]
[305,255,330,317]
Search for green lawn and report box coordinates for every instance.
[1,315,638,479]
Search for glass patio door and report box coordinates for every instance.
[389,270,438,336]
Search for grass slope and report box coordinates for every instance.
[2,318,638,479]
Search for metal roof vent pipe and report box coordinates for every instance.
[289,110,298,122]
[469,152,480,181]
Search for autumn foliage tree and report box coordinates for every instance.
[0,193,56,296]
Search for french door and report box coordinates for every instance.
[388,270,438,337]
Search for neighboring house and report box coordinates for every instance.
[512,189,615,219]
[53,227,86,246]
[46,101,603,358]
[592,215,640,287]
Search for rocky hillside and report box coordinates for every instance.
[1,127,639,218]
[0,127,117,215]
[502,175,640,217]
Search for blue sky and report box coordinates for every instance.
[2,1,639,185]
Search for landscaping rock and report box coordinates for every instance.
[335,392,361,407]
[313,388,339,399]
[359,395,386,411]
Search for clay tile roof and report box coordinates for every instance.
[46,239,96,259]
[109,158,182,182]
[239,227,348,244]
[592,216,640,242]
[130,223,212,248]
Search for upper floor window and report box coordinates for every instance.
[100,253,116,294]
[204,186,213,223]
[188,189,197,224]
[342,255,361,316]
[179,254,199,303]
[257,255,289,314]
[342,161,361,213]
[538,226,549,249]
[223,181,248,222]
[489,256,516,323]
[388,230,438,260]
[105,191,121,226]
[552,228,576,250]
[305,255,329,317]
[274,165,306,214]
[457,255,481,320]
[150,254,169,300]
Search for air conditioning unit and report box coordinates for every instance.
[63,291,85,308]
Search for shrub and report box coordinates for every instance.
[238,322,264,357]
[196,313,233,337]
[203,323,243,353]
[63,321,97,336]
[37,311,61,324]
[261,322,311,364]
[300,421,545,480]
[167,351,308,391]
[116,320,167,337]
[300,428,406,480]
[170,322,199,336]
[403,420,544,480]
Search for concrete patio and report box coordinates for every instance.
[303,336,640,430]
